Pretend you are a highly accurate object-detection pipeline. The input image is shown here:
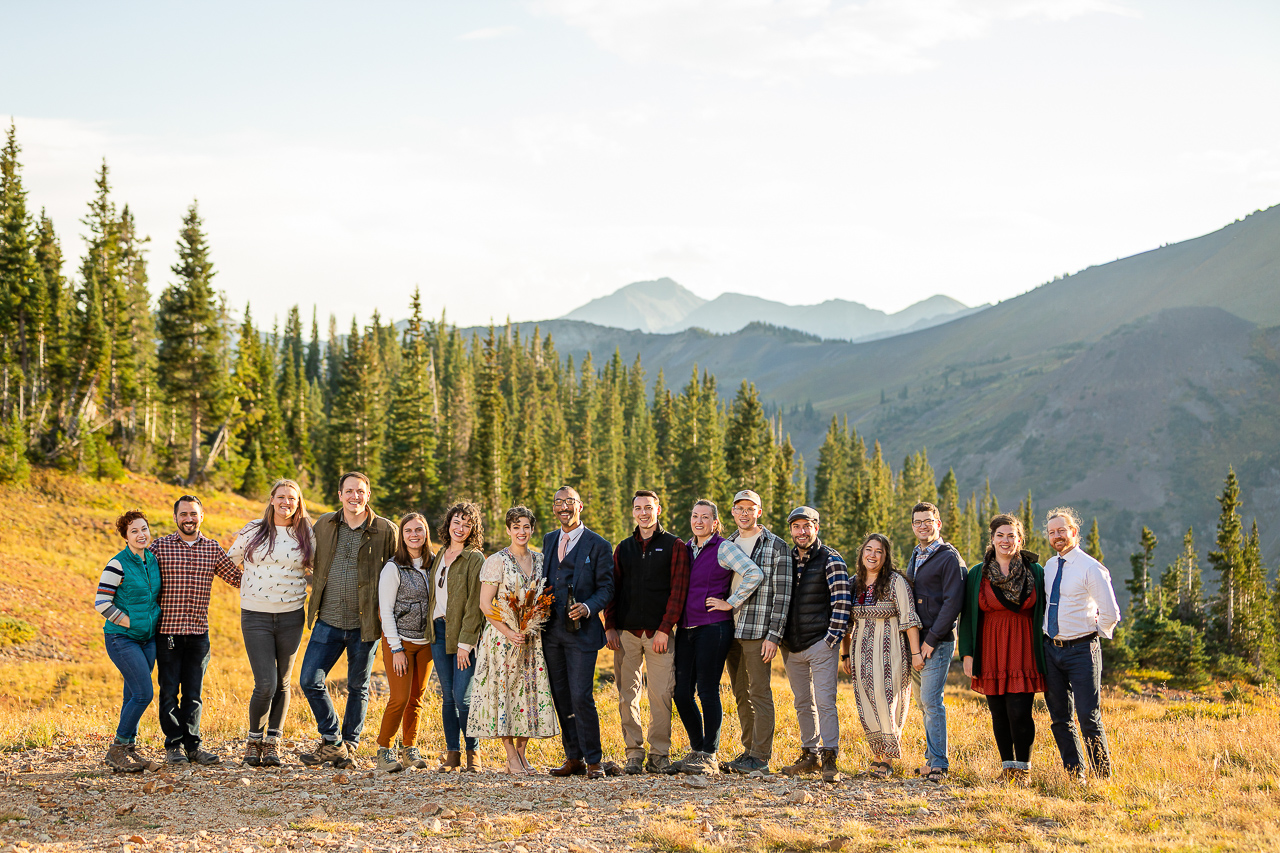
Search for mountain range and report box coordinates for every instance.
[561,278,982,341]
[471,204,1280,575]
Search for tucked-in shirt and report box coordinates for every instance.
[1042,546,1121,640]
[317,517,366,630]
[148,533,242,634]
[379,557,429,649]
[558,523,586,558]
[227,523,313,613]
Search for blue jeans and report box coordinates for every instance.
[105,633,156,744]
[1044,638,1111,775]
[430,617,477,752]
[299,619,378,745]
[911,638,953,771]
[673,620,734,754]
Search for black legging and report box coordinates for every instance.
[673,620,734,754]
[986,692,1036,766]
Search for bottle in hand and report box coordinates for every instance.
[565,581,581,633]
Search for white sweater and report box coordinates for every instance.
[228,523,314,613]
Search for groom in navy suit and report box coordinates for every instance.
[542,485,617,778]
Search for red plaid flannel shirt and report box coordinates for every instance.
[149,532,242,634]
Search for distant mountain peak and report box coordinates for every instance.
[562,277,706,333]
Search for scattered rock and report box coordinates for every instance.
[424,818,442,833]
[786,790,815,805]
[128,835,146,844]
[332,773,351,785]
[116,803,137,815]
[420,802,442,815]
[238,777,253,786]
[683,776,709,789]
[439,807,457,819]
[827,837,848,851]
[512,800,535,810]
[700,820,714,833]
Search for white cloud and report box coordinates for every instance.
[458,25,518,40]
[534,0,1135,79]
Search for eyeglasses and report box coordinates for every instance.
[552,499,580,508]
[730,506,758,514]
[911,519,939,528]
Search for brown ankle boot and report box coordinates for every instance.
[465,749,481,772]
[438,750,462,772]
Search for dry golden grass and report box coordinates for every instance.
[2,471,1279,851]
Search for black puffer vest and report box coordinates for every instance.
[783,540,834,653]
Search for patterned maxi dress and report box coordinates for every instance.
[466,549,560,739]
[849,572,923,759]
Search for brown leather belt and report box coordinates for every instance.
[1044,632,1097,648]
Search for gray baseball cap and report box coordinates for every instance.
[787,506,820,524]
[732,489,762,507]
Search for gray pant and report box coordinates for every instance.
[781,641,840,750]
[242,609,305,737]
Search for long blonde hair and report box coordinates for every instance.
[243,479,314,568]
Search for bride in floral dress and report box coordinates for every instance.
[467,506,559,774]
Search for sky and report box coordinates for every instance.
[3,0,1278,330]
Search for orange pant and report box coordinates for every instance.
[377,638,433,748]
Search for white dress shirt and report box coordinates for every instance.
[558,523,586,558]
[1042,546,1121,640]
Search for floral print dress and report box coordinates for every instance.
[466,549,559,739]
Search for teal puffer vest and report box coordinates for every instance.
[104,546,162,642]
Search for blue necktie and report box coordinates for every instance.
[1046,556,1065,638]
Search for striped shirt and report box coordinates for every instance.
[95,560,129,625]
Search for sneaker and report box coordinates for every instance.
[105,741,144,773]
[698,753,722,776]
[781,750,820,777]
[260,738,282,768]
[720,751,749,773]
[166,747,190,765]
[186,748,221,766]
[819,748,842,784]
[300,740,347,767]
[624,756,645,775]
[401,747,429,769]
[727,755,767,774]
[376,747,404,773]
[645,754,672,774]
[242,739,262,767]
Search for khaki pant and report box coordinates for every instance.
[617,631,676,759]
[726,637,775,762]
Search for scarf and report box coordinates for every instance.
[983,551,1031,613]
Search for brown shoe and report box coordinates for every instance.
[550,758,586,777]
[438,750,461,771]
[465,750,482,772]
[586,762,605,779]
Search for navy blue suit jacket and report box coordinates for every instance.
[542,526,615,652]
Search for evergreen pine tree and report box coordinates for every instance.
[1127,526,1157,614]
[156,201,225,484]
[1085,517,1105,563]
[1208,468,1243,650]
[470,325,506,540]
[383,289,439,518]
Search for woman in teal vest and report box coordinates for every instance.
[94,509,162,772]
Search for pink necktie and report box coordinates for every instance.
[558,533,569,562]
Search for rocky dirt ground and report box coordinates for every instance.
[0,741,961,853]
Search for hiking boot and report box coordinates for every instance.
[465,750,482,772]
[166,747,190,765]
[186,748,221,766]
[728,755,768,775]
[720,751,748,773]
[260,738,282,768]
[683,752,720,776]
[376,747,404,773]
[820,748,842,784]
[624,755,645,775]
[126,744,160,772]
[105,741,144,773]
[401,747,429,769]
[242,739,262,767]
[645,754,672,774]
[335,743,358,770]
[438,750,462,771]
[300,740,347,767]
[781,749,820,777]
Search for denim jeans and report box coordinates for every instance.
[298,619,378,745]
[673,620,734,755]
[156,631,211,751]
[1044,638,1111,775]
[910,638,953,771]
[430,617,477,752]
[105,633,156,744]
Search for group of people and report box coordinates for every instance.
[95,472,1121,786]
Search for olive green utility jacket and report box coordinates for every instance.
[307,510,399,642]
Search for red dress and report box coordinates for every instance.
[972,577,1045,696]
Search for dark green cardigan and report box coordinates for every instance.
[958,551,1047,679]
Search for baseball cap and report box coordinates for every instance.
[732,489,762,507]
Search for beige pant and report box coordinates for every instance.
[617,630,676,759]
[726,637,775,762]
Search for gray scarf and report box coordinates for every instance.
[983,551,1031,612]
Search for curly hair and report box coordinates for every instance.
[853,533,896,604]
[505,505,537,529]
[439,502,484,551]
[115,509,149,540]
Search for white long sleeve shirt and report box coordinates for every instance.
[1042,546,1121,640]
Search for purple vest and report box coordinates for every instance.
[682,533,734,629]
